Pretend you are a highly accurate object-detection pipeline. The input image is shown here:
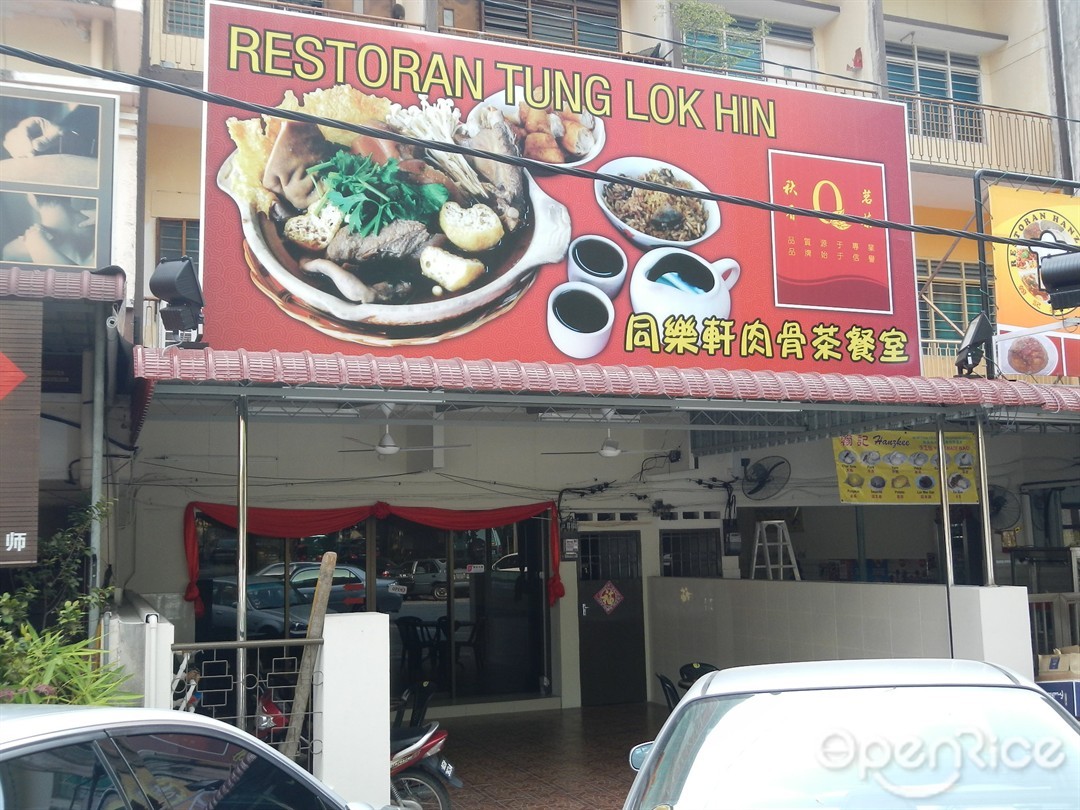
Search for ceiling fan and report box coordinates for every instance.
[541,428,672,459]
[339,404,469,457]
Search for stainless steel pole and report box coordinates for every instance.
[87,311,106,640]
[975,416,996,586]
[236,396,249,727]
[936,420,955,586]
[937,417,956,658]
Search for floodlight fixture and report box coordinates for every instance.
[954,312,993,377]
[149,256,203,334]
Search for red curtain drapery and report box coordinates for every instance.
[183,500,563,617]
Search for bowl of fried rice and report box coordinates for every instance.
[594,157,720,248]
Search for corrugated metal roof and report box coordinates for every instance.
[135,346,1080,413]
[0,266,126,302]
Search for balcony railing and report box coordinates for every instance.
[683,61,878,99]
[683,64,1055,176]
[146,0,1057,177]
[892,92,1055,176]
[149,0,422,73]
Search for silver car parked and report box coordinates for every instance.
[626,658,1080,810]
[0,704,382,809]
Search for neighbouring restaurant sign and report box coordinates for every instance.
[0,83,116,272]
[833,431,979,505]
[988,186,1078,378]
[0,300,42,565]
[203,1,918,374]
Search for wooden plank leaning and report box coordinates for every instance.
[282,550,336,761]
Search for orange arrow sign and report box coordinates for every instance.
[0,351,28,400]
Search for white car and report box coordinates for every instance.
[625,658,1080,809]
[0,704,384,810]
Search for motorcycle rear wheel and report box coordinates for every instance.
[391,769,451,810]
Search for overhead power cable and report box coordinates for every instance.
[1,42,1075,254]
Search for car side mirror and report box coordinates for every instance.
[629,742,653,771]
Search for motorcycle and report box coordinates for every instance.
[256,691,462,810]
[390,721,462,810]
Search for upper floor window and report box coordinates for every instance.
[887,43,982,141]
[916,259,994,346]
[482,0,619,52]
[157,218,200,272]
[684,17,814,80]
[164,0,204,37]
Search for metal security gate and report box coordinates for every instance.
[577,531,645,705]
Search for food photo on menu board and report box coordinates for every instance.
[200,1,921,375]
[832,432,979,505]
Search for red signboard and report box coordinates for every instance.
[203,1,918,375]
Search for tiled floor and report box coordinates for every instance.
[442,702,668,810]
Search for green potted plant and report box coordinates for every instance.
[0,502,137,705]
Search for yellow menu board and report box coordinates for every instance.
[833,431,979,505]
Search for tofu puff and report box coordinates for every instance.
[511,101,597,164]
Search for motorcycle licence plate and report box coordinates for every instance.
[438,758,454,779]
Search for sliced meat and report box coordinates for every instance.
[326,218,431,264]
[262,121,334,211]
[462,106,527,232]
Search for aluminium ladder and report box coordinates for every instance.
[750,520,801,580]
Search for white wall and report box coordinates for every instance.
[647,576,1033,704]
[950,585,1034,678]
[649,578,951,678]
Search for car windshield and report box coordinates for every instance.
[629,685,1080,810]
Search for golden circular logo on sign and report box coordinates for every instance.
[1007,209,1078,316]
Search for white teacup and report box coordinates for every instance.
[547,281,615,359]
[567,235,628,299]
[629,248,740,328]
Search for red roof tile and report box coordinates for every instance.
[135,347,1080,413]
[0,266,126,302]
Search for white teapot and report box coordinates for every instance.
[629,248,740,330]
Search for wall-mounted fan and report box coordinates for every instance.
[339,404,468,457]
[741,456,791,500]
[987,484,1022,531]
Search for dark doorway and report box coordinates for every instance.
[577,530,646,705]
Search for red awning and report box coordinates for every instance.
[135,346,1080,413]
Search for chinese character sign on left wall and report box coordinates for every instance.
[0,300,43,565]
